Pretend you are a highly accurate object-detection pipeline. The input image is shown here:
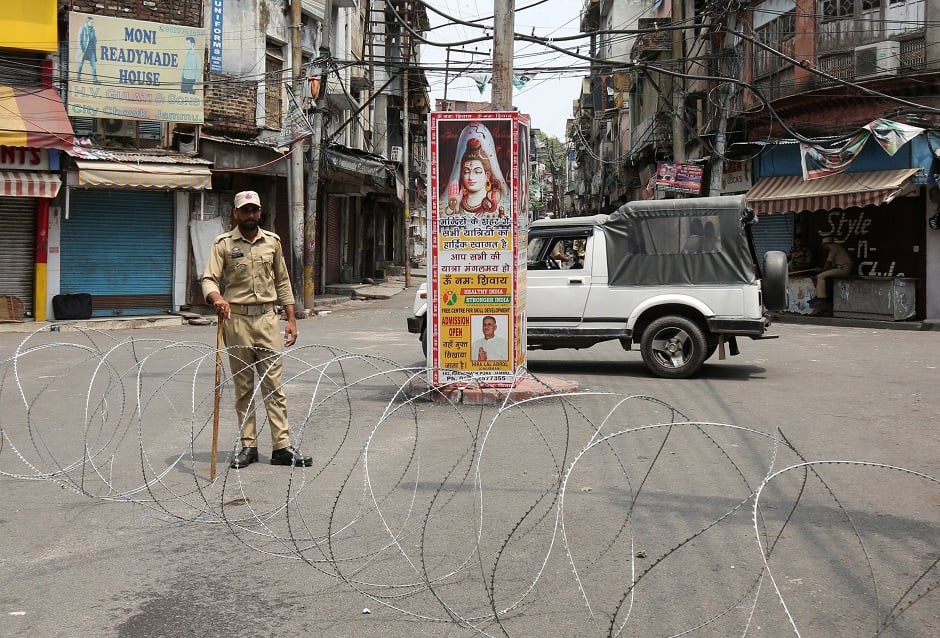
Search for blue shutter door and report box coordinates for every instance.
[752,212,795,263]
[61,190,174,316]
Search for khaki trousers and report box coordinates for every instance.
[815,264,849,298]
[222,310,291,451]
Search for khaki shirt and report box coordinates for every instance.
[825,242,853,270]
[201,227,294,306]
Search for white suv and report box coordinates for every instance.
[408,195,787,378]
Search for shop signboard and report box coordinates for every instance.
[656,161,704,194]
[0,146,50,170]
[67,11,205,124]
[427,112,529,387]
[721,160,751,193]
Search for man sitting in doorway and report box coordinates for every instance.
[811,235,853,311]
[787,234,815,274]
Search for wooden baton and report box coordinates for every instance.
[210,318,222,481]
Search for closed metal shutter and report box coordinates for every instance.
[326,195,341,284]
[61,190,174,316]
[753,212,795,263]
[0,198,36,315]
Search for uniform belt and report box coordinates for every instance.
[229,302,275,316]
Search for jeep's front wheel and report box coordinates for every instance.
[420,323,428,357]
[640,316,708,378]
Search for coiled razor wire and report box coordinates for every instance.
[0,327,937,637]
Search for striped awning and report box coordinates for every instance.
[0,170,61,198]
[746,168,921,214]
[0,86,74,150]
[72,159,212,190]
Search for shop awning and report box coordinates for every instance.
[0,170,62,198]
[0,86,74,150]
[323,145,395,195]
[746,168,921,214]
[71,159,212,190]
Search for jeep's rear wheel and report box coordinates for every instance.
[640,316,708,378]
[420,323,428,357]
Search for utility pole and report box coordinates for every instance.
[290,0,305,309]
[491,0,514,110]
[443,46,451,109]
[402,6,412,287]
[671,0,685,163]
[551,150,559,217]
[304,1,333,308]
[709,12,738,196]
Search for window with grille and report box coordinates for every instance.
[265,43,284,129]
[821,0,882,19]
[821,0,852,18]
[755,11,795,78]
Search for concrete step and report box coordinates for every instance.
[0,279,418,334]
[0,315,186,334]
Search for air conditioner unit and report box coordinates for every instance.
[854,41,900,79]
[138,121,163,141]
[96,118,137,137]
[71,116,94,137]
[389,146,403,163]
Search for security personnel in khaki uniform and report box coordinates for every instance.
[201,190,312,468]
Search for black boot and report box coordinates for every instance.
[270,445,312,467]
[231,447,258,469]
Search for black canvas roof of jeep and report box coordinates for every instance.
[604,195,757,286]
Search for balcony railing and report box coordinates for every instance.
[629,113,672,161]
[899,37,926,70]
[632,19,672,61]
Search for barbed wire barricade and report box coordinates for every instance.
[0,328,936,637]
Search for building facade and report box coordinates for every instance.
[572,0,939,321]
[739,0,939,320]
[0,0,428,321]
[1,1,76,321]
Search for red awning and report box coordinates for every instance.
[746,168,921,214]
[0,170,61,198]
[0,85,75,151]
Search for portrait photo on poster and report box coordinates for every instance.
[437,119,513,218]
[471,313,509,361]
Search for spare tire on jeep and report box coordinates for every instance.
[762,250,788,311]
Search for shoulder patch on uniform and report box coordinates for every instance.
[261,228,281,241]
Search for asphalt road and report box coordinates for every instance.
[1,292,938,637]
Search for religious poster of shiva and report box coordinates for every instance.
[434,117,514,219]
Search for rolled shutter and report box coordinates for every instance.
[0,197,36,315]
[61,190,174,316]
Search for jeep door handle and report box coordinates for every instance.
[568,279,583,285]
